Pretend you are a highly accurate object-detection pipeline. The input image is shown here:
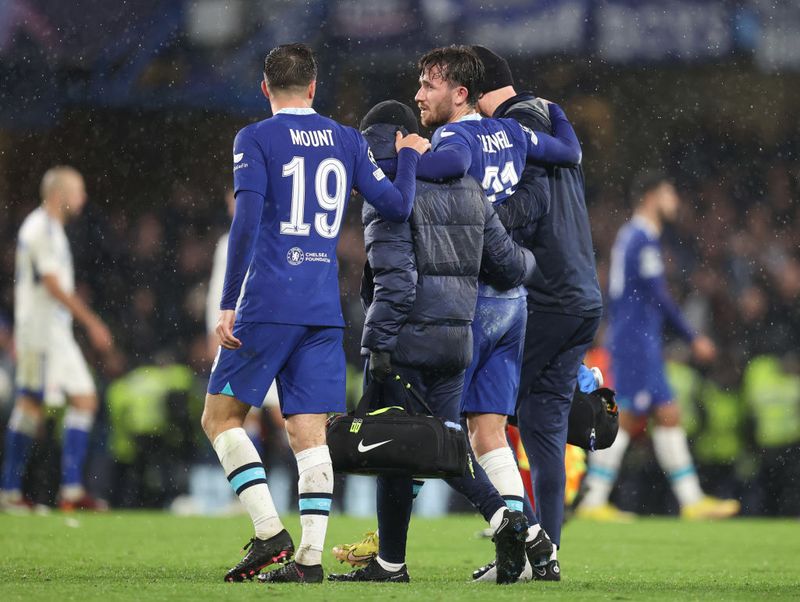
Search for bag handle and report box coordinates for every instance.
[353,379,384,418]
[353,375,436,418]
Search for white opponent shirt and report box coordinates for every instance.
[15,207,75,350]
[206,232,229,335]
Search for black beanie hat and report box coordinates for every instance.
[360,100,419,134]
[472,45,514,94]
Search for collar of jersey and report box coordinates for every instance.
[275,108,316,115]
[632,215,660,238]
[456,113,482,122]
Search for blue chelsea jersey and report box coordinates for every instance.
[431,114,532,204]
[433,114,532,299]
[607,217,669,353]
[232,108,392,327]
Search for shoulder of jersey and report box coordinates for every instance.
[630,224,655,246]
[21,208,46,233]
[436,122,468,140]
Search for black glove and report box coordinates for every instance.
[369,351,392,383]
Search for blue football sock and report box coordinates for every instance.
[61,408,94,487]
[1,428,35,491]
[376,475,414,564]
[522,491,538,526]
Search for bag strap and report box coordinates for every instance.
[395,376,436,417]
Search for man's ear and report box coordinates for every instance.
[308,80,317,100]
[454,85,469,107]
[261,79,270,99]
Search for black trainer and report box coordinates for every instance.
[525,529,554,568]
[532,559,561,581]
[493,509,529,585]
[472,560,496,582]
[257,560,323,584]
[224,529,294,582]
[328,558,410,583]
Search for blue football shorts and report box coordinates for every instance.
[208,322,345,415]
[461,296,527,416]
[612,349,673,416]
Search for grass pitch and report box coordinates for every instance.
[1,511,798,601]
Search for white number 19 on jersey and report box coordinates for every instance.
[280,156,346,239]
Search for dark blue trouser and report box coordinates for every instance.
[373,362,507,563]
[516,311,600,548]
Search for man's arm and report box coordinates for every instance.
[522,102,582,166]
[30,222,112,352]
[641,270,717,362]
[480,200,537,289]
[361,217,417,360]
[493,162,551,230]
[216,190,263,349]
[354,132,428,222]
[216,129,269,349]
[492,105,553,229]
[638,244,695,342]
[414,144,472,182]
[41,275,112,352]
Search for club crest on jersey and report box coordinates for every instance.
[287,247,305,266]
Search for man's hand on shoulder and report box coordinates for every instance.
[216,309,242,350]
[395,131,430,155]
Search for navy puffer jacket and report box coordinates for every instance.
[360,123,536,372]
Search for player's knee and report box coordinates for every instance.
[200,406,224,442]
[654,403,680,427]
[284,414,327,453]
[69,394,98,413]
[200,397,222,441]
[15,395,44,418]
[201,393,249,442]
[619,411,645,435]
[466,413,508,457]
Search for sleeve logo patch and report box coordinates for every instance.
[368,148,378,168]
[234,152,244,163]
[521,126,538,146]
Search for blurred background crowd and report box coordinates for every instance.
[0,0,798,516]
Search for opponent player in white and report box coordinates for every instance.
[1,166,113,511]
[205,189,280,447]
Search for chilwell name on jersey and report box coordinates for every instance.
[478,129,514,154]
[289,128,335,147]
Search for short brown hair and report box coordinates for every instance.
[263,43,317,92]
[417,45,485,106]
[630,169,672,204]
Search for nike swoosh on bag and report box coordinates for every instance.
[357,439,393,453]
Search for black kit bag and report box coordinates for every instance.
[326,376,469,478]
[567,387,620,451]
